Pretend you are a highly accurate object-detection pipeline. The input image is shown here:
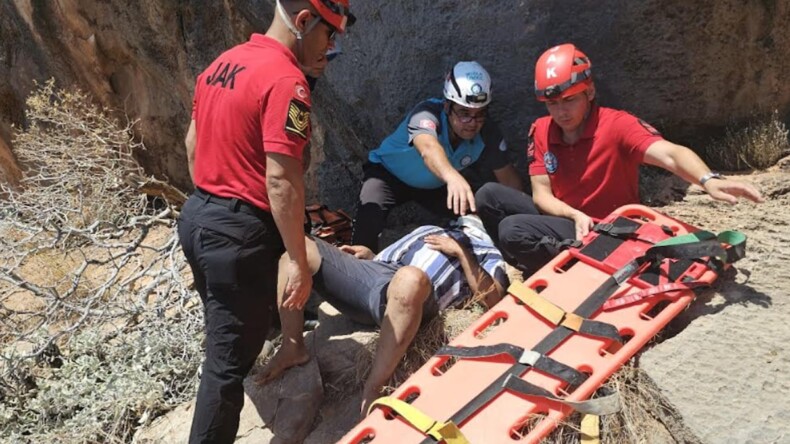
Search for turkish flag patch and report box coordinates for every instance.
[419,119,437,131]
[285,99,311,140]
[638,119,661,136]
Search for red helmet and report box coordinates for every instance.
[308,0,355,34]
[534,44,592,102]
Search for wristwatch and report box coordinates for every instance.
[699,172,725,186]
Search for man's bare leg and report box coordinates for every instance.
[360,266,431,415]
[255,236,321,384]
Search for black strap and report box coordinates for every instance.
[538,236,582,256]
[436,344,588,388]
[502,374,621,416]
[579,217,641,262]
[592,222,640,237]
[576,318,623,343]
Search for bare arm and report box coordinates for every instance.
[339,244,375,260]
[185,120,197,183]
[413,133,475,215]
[530,174,593,239]
[644,140,763,204]
[267,152,311,310]
[423,235,505,309]
[493,164,524,191]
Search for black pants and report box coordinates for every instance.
[475,182,575,274]
[352,162,452,252]
[177,191,284,444]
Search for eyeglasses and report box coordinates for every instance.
[322,19,338,42]
[451,107,487,124]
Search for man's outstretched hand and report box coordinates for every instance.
[704,178,764,204]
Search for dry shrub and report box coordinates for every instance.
[706,110,790,171]
[7,79,147,229]
[0,81,201,443]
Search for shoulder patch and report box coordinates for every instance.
[419,119,437,131]
[498,139,508,152]
[294,84,308,100]
[544,152,558,174]
[638,119,661,136]
[285,99,311,140]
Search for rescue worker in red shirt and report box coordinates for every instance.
[475,43,763,275]
[177,1,353,442]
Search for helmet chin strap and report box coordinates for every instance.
[276,0,323,72]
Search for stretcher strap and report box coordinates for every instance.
[591,221,672,244]
[509,283,623,343]
[368,397,469,444]
[646,230,746,265]
[602,280,709,310]
[502,374,621,416]
[436,344,588,387]
[538,236,582,255]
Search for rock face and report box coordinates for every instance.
[639,166,790,444]
[1,0,789,203]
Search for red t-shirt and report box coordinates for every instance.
[528,105,663,219]
[192,34,312,212]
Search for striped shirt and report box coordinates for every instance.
[375,224,509,310]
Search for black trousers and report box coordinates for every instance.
[352,162,452,252]
[177,191,284,444]
[475,182,575,274]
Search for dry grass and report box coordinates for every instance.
[706,110,790,171]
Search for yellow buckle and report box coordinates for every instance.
[369,397,470,443]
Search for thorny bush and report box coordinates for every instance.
[0,81,203,443]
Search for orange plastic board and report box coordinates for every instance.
[340,205,723,444]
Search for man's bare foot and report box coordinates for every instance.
[254,343,310,385]
[359,385,384,418]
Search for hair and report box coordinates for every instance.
[279,0,316,15]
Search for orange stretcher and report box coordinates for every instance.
[339,204,746,444]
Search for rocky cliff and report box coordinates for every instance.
[1,0,789,206]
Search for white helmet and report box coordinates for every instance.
[443,61,492,109]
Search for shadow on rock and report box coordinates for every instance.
[655,267,772,342]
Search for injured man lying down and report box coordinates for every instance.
[257,214,510,415]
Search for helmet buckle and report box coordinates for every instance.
[544,85,562,100]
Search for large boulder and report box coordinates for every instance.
[1,0,789,202]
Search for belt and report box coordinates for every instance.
[193,188,272,221]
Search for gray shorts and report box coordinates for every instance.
[313,238,439,326]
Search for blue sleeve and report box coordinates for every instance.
[481,254,510,289]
